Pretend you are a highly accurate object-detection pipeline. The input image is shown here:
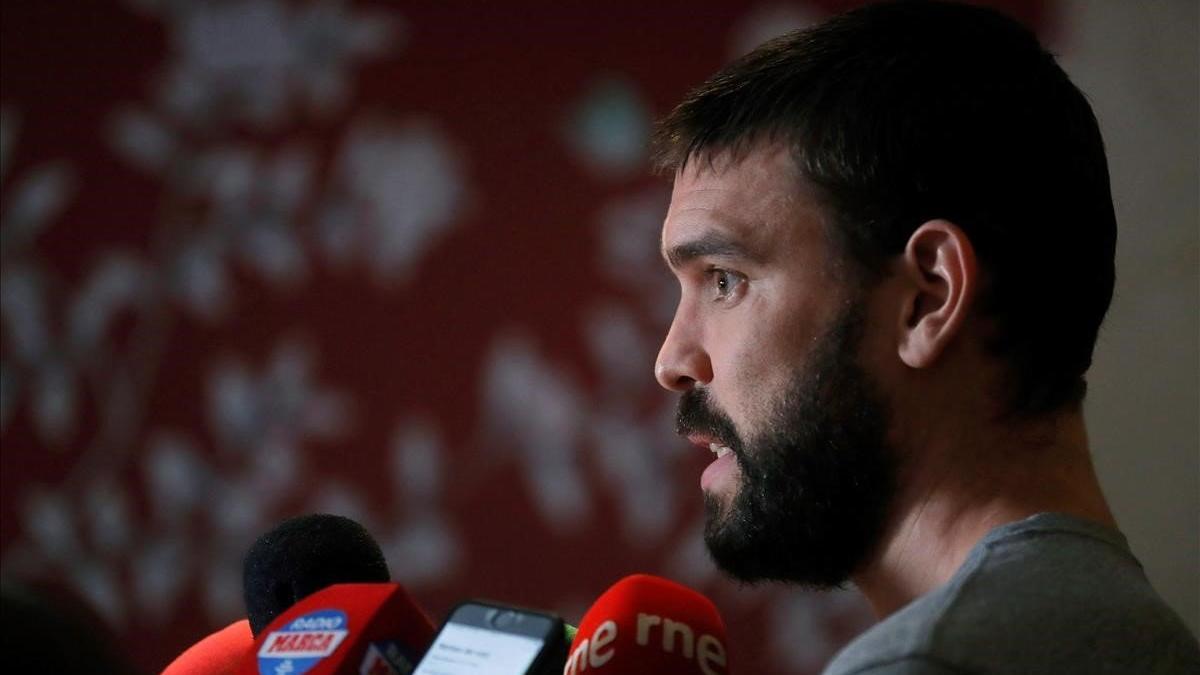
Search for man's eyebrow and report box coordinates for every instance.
[663,231,759,269]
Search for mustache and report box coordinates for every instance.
[675,388,741,450]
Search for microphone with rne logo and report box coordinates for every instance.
[238,582,437,675]
[563,574,731,675]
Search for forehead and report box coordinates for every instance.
[662,145,829,259]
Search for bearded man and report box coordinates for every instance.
[651,2,1200,673]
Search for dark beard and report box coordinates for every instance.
[676,303,895,588]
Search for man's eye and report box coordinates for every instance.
[708,268,745,300]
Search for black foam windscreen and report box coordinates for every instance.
[242,513,391,635]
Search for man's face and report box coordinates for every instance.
[656,146,895,586]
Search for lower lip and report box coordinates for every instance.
[700,452,738,491]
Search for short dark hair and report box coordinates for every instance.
[652,0,1116,416]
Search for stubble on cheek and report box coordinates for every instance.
[729,346,791,441]
[726,286,823,437]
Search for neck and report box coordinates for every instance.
[852,409,1115,618]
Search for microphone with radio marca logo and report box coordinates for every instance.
[241,581,435,675]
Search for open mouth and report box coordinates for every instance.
[686,433,739,483]
[708,442,734,459]
[685,432,735,458]
[691,436,739,492]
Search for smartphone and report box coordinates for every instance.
[412,601,567,675]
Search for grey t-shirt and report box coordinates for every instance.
[824,513,1200,674]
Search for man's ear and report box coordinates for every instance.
[896,220,978,369]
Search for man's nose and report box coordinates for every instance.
[655,312,713,391]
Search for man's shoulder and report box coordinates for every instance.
[821,575,975,675]
[824,514,1200,675]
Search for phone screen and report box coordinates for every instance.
[412,603,557,675]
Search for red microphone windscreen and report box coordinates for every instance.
[162,619,253,675]
[564,574,731,675]
[238,582,436,675]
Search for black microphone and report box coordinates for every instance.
[242,513,391,636]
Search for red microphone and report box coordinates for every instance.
[238,582,436,675]
[564,574,731,675]
[161,619,254,675]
